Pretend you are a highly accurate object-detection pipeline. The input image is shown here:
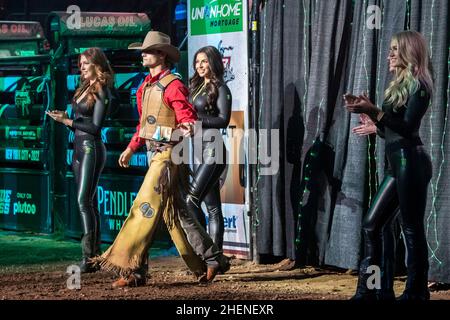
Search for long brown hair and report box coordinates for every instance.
[189,46,224,106]
[73,47,114,108]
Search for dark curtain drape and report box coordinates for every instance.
[257,0,450,283]
[257,0,352,262]
[409,0,450,283]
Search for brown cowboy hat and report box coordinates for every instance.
[128,31,180,63]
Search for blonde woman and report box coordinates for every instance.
[344,31,433,301]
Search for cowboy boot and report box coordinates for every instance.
[397,228,430,301]
[112,273,146,288]
[376,226,396,301]
[351,226,381,301]
[112,264,148,288]
[397,266,430,300]
[199,254,231,283]
[79,231,98,273]
[376,259,396,300]
[218,254,231,274]
[351,257,378,301]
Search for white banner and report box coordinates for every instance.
[188,0,250,259]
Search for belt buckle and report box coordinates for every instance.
[147,141,162,153]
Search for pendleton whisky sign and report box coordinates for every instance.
[190,0,243,36]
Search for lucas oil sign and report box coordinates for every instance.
[0,21,44,39]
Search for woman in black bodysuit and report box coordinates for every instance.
[345,31,434,301]
[186,46,232,250]
[47,47,114,272]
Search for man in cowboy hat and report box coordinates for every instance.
[94,31,229,287]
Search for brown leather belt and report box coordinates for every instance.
[145,140,176,153]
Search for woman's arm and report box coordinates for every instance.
[200,84,232,129]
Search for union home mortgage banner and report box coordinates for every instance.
[188,0,250,259]
[190,0,243,35]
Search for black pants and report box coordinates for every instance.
[186,141,227,250]
[360,145,432,296]
[73,137,106,257]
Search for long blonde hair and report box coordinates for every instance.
[384,31,433,109]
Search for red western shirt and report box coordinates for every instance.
[127,69,197,152]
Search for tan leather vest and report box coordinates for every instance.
[139,73,179,141]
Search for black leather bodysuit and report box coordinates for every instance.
[186,82,232,250]
[355,83,432,300]
[71,84,108,262]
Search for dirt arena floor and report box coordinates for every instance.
[1,256,450,300]
[1,231,449,301]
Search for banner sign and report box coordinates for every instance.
[48,11,150,37]
[0,170,51,233]
[0,21,44,40]
[188,0,250,259]
[221,203,250,257]
[0,126,44,142]
[190,0,244,35]
[65,174,168,244]
[1,147,47,166]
